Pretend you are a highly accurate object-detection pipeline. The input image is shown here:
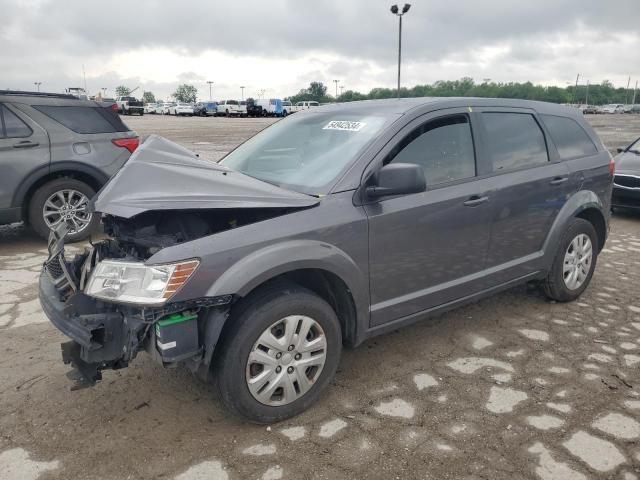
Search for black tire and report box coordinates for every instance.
[28,178,100,242]
[542,218,598,302]
[214,282,342,424]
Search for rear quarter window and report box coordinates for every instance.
[33,105,130,134]
[540,114,598,159]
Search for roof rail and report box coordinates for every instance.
[0,90,79,100]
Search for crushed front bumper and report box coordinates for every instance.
[38,224,153,388]
[39,269,150,389]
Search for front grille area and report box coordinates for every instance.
[45,253,64,280]
[614,175,640,189]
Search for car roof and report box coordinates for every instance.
[304,97,581,117]
[0,91,103,107]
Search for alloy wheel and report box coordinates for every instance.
[246,315,327,406]
[42,189,92,234]
[563,233,593,290]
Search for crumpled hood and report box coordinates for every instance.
[615,150,640,176]
[92,135,319,218]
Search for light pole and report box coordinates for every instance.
[340,85,344,96]
[585,80,590,105]
[390,3,411,99]
[333,79,340,98]
[207,81,213,100]
[34,82,42,92]
[240,86,245,100]
[571,73,580,105]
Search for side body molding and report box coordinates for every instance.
[205,240,370,339]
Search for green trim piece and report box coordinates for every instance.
[157,313,197,328]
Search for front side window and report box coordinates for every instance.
[222,112,398,195]
[1,105,32,138]
[540,114,597,159]
[388,115,476,187]
[483,113,548,171]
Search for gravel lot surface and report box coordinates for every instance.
[1,113,639,480]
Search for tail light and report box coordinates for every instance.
[609,156,616,176]
[112,137,140,154]
[110,103,118,112]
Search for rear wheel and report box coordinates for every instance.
[28,178,100,242]
[542,218,598,302]
[214,282,342,423]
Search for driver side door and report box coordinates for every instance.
[364,109,493,326]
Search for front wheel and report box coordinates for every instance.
[542,218,598,302]
[214,283,342,424]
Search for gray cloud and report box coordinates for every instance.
[1,0,639,98]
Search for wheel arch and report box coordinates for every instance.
[543,190,608,265]
[204,240,369,347]
[15,162,109,222]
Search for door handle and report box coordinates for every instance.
[13,141,40,149]
[463,195,489,207]
[549,177,568,185]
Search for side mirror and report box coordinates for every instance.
[366,163,426,199]
[617,147,626,153]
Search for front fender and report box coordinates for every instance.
[205,239,370,329]
[542,189,607,266]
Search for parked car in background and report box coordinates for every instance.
[291,100,320,113]
[598,104,624,114]
[245,98,262,117]
[154,103,166,114]
[40,98,612,423]
[201,101,219,116]
[580,105,597,114]
[0,90,139,241]
[116,96,144,116]
[193,102,207,116]
[255,98,284,117]
[217,100,244,116]
[168,102,194,116]
[160,103,175,115]
[612,136,640,210]
[282,100,292,116]
[623,104,640,114]
[144,103,157,114]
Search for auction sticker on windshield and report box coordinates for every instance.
[323,120,366,131]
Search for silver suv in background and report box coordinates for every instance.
[0,91,139,241]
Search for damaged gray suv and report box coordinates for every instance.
[39,98,613,423]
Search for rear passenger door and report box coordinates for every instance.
[0,103,50,211]
[477,109,571,283]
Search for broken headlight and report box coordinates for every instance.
[85,259,199,305]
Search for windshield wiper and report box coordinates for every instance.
[628,149,640,155]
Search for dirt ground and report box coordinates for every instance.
[1,113,639,480]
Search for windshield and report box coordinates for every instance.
[221,111,399,195]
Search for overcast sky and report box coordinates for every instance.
[1,0,639,101]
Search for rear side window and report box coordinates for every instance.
[540,114,597,159]
[33,105,130,134]
[483,113,548,172]
[388,115,476,186]
[0,105,32,138]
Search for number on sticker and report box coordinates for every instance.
[323,121,366,132]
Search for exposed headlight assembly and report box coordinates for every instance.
[85,259,199,305]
